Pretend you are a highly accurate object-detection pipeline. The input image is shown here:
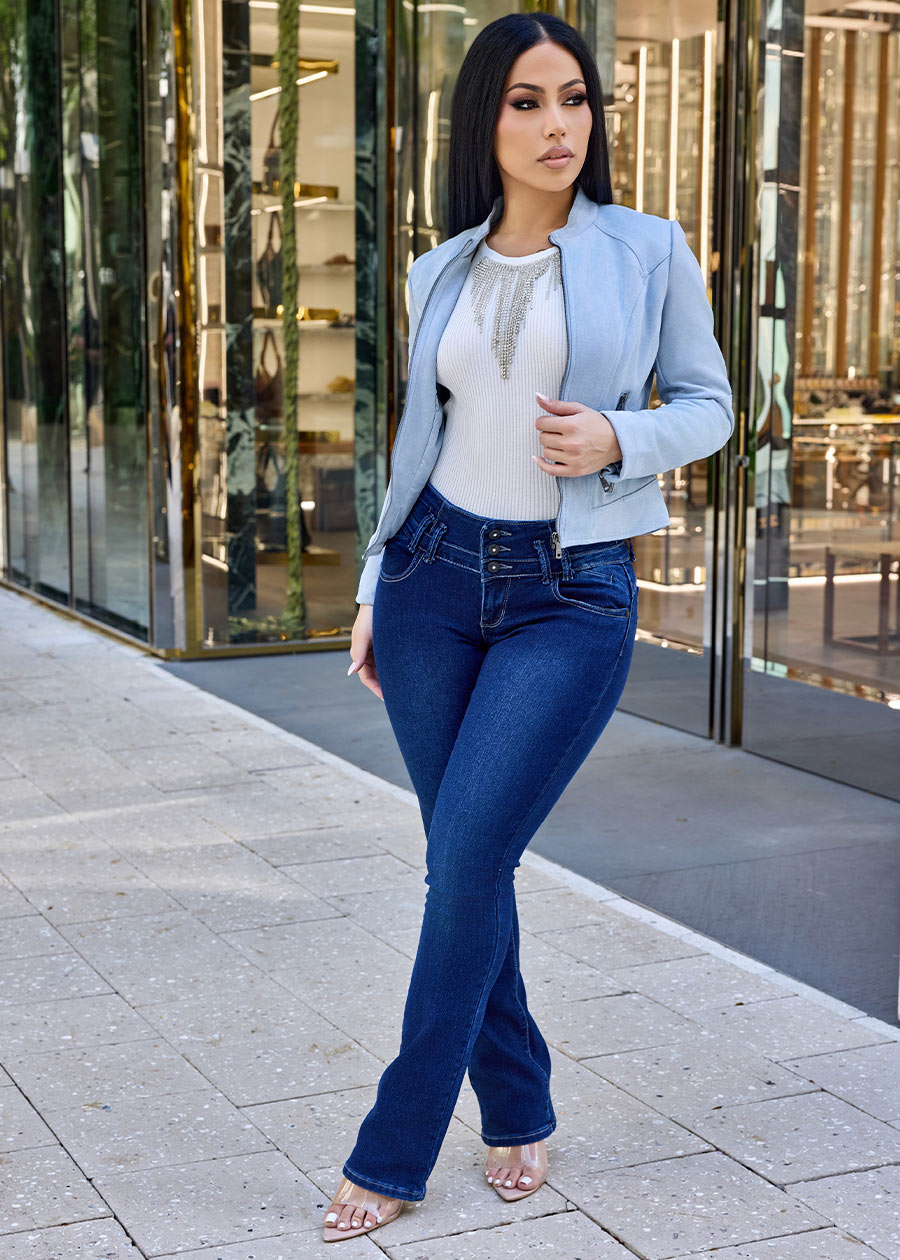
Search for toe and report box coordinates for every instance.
[338,1203,357,1231]
[506,1165,521,1188]
[517,1170,534,1187]
[363,1194,383,1227]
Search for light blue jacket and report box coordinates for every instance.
[356,183,734,604]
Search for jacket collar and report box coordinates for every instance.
[459,182,598,255]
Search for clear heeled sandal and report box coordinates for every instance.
[483,1140,548,1201]
[322,1175,406,1242]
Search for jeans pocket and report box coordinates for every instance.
[379,531,425,584]
[551,560,634,618]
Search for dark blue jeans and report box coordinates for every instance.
[344,479,638,1201]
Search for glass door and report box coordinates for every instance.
[607,3,729,737]
[741,1,900,800]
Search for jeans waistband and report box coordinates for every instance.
[400,480,635,578]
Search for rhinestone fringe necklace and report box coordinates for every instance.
[469,247,561,381]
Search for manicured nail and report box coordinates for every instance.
[325,1212,337,1222]
[520,1176,532,1185]
[377,1214,383,1222]
[338,1221,347,1228]
[347,660,355,674]
[487,1176,493,1183]
[504,1179,512,1186]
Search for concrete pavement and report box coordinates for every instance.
[1,586,899,1259]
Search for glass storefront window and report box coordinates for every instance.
[196,0,358,645]
[0,0,70,606]
[0,0,148,639]
[61,0,148,637]
[0,0,897,800]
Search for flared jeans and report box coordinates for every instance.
[343,478,638,1201]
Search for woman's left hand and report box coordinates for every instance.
[532,391,623,477]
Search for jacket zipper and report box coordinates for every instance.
[363,242,470,558]
[550,231,572,560]
[598,391,629,493]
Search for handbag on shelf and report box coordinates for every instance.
[256,210,283,311]
[262,106,281,194]
[254,328,284,421]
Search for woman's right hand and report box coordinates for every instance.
[348,603,383,700]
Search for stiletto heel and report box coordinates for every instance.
[483,1140,548,1201]
[322,1175,406,1242]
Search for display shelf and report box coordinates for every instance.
[252,314,354,330]
[252,194,353,212]
[252,180,342,201]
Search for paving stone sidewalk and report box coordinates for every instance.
[0,586,899,1260]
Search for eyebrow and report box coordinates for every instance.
[506,78,586,93]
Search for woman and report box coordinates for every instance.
[323,11,734,1242]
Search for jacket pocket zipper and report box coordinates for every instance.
[599,392,629,493]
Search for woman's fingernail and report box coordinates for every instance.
[347,661,355,674]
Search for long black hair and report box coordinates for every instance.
[447,13,613,238]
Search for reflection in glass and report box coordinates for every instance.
[0,0,70,603]
[58,0,148,637]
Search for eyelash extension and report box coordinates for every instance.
[511,93,587,110]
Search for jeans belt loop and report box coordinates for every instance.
[407,514,432,553]
[627,537,636,562]
[423,519,447,563]
[533,538,552,585]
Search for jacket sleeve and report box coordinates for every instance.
[355,262,424,605]
[600,217,734,484]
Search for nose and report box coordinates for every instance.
[546,109,566,137]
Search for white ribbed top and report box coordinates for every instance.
[428,237,566,520]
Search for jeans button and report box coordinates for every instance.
[488,544,500,554]
[488,529,501,539]
[488,561,500,572]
